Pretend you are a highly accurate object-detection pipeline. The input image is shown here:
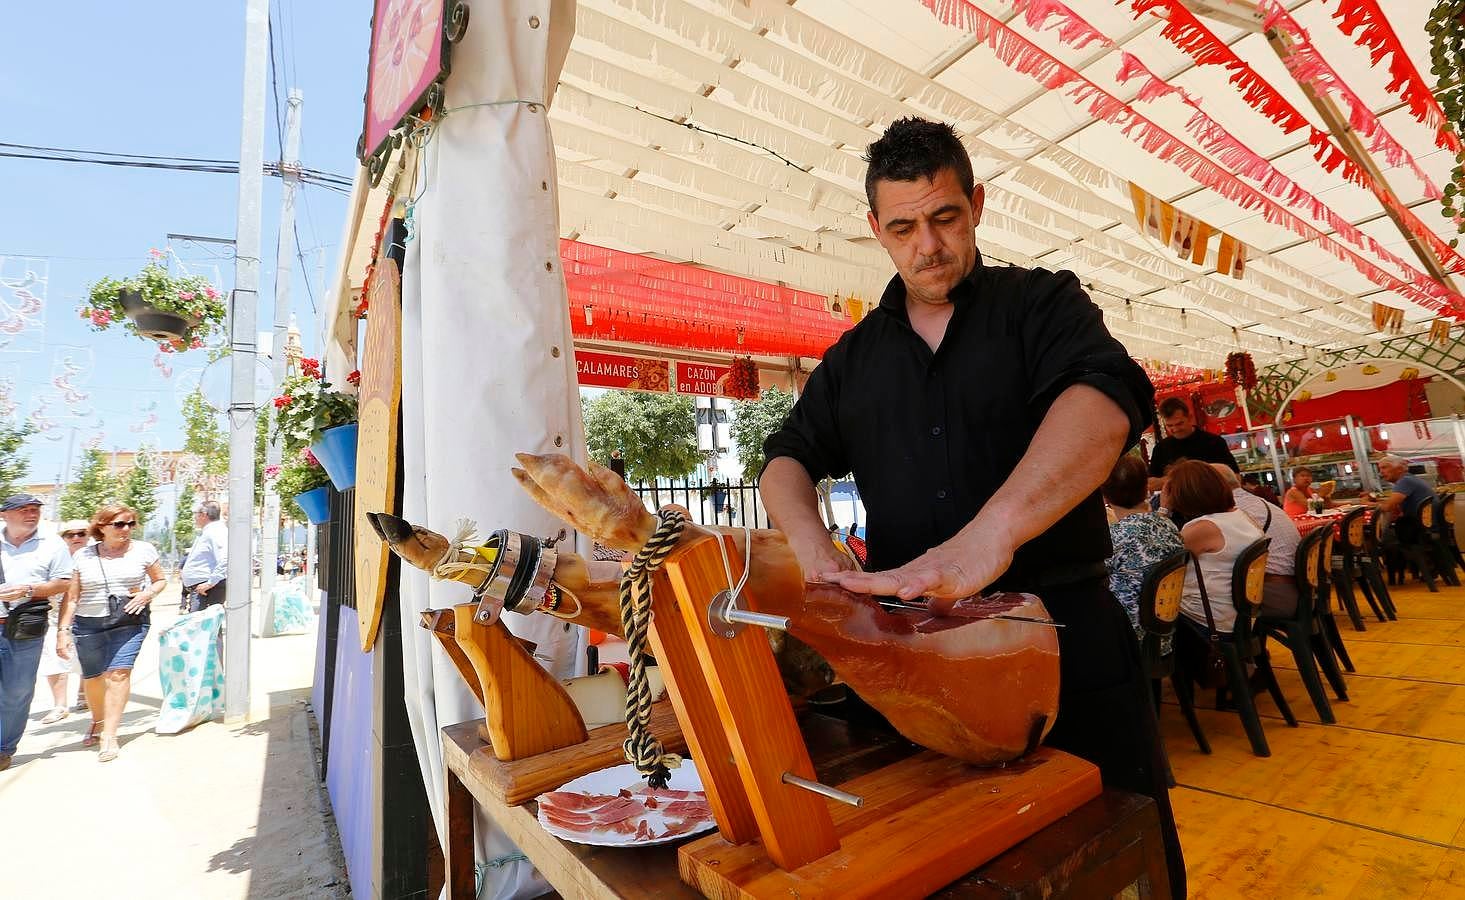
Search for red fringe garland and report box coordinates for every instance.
[1327,0,1462,154]
[1260,0,1441,199]
[914,0,1464,314]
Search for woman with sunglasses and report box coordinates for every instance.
[57,504,165,762]
[36,521,90,723]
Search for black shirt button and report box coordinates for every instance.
[931,426,942,436]
[936,489,948,500]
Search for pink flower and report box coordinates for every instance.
[178,291,196,301]
[190,337,204,349]
[149,248,165,259]
[264,464,282,479]
[301,448,319,466]
[204,287,218,300]
[90,309,112,326]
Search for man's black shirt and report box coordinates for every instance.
[763,251,1155,584]
[1147,429,1238,477]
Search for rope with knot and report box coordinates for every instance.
[618,508,686,788]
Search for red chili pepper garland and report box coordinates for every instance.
[725,357,759,399]
[1224,352,1257,390]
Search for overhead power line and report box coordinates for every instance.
[0,141,354,192]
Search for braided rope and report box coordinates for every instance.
[618,509,686,788]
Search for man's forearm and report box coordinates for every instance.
[760,457,830,545]
[34,577,71,599]
[960,384,1129,552]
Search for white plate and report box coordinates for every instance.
[535,760,716,847]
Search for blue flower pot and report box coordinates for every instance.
[311,423,358,491]
[295,486,331,524]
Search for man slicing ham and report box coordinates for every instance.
[758,116,1184,899]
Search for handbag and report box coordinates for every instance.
[96,551,146,630]
[0,550,49,641]
[1189,555,1228,689]
[3,599,49,641]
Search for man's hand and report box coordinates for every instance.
[0,583,30,602]
[823,526,1016,610]
[786,531,856,584]
[196,583,213,595]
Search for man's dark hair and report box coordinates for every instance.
[199,501,222,522]
[863,117,975,215]
[1157,397,1191,418]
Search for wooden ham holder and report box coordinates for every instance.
[649,532,1104,899]
[418,605,687,805]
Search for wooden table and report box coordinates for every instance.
[441,707,1171,899]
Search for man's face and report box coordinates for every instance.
[62,531,88,553]
[1,505,41,540]
[1380,462,1405,482]
[1162,410,1195,440]
[195,510,209,529]
[867,168,984,307]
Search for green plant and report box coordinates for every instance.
[271,448,331,521]
[581,391,701,483]
[121,446,159,527]
[81,252,226,347]
[271,358,359,455]
[0,419,35,499]
[729,386,797,481]
[1429,0,1465,245]
[59,448,123,522]
[174,483,198,551]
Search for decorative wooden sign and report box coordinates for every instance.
[358,0,469,184]
[354,257,403,651]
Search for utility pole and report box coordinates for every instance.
[258,88,302,636]
[225,0,269,722]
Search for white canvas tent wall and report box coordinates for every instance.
[320,1,1462,896]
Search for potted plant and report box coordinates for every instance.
[81,251,226,346]
[272,358,360,490]
[270,448,332,524]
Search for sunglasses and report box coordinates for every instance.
[106,521,137,529]
[61,531,87,538]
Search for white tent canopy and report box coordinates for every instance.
[537,0,1460,369]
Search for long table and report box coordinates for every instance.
[441,706,1172,898]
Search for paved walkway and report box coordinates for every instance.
[1,582,348,900]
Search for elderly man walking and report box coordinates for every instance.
[180,501,227,614]
[0,494,75,769]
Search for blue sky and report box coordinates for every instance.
[0,0,366,486]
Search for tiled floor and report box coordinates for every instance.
[1160,580,1465,898]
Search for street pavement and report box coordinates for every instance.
[1,582,349,899]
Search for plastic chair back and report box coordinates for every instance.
[1338,507,1367,554]
[1138,549,1189,639]
[1421,500,1435,530]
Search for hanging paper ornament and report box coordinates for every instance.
[1325,370,1338,382]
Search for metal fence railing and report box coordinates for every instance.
[627,478,772,530]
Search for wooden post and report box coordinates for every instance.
[658,533,839,869]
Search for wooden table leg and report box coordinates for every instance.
[445,765,476,900]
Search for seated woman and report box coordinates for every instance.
[1102,454,1183,646]
[1282,467,1333,516]
[1164,461,1266,673]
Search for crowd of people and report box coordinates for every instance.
[0,496,231,769]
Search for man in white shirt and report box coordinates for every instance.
[180,501,228,614]
[0,494,75,769]
[1212,464,1301,617]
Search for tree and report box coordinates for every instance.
[59,448,123,521]
[581,391,701,483]
[122,445,160,527]
[0,419,35,499]
[174,483,198,551]
[181,389,228,476]
[730,386,797,481]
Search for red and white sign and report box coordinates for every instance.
[675,362,732,397]
[575,350,670,393]
[361,0,445,161]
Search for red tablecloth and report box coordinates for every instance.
[1289,506,1372,536]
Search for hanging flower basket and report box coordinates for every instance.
[271,447,332,523]
[294,486,331,525]
[82,253,225,346]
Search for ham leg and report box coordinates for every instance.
[510,453,1059,765]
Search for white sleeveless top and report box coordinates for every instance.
[1180,509,1264,634]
